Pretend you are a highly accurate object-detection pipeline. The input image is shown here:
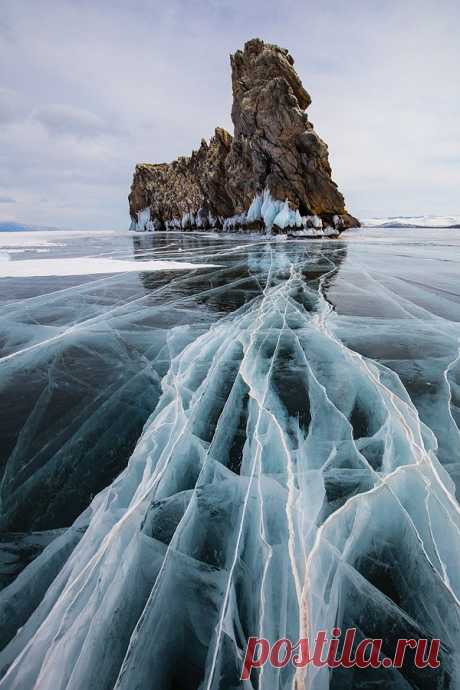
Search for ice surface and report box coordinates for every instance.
[0,228,459,689]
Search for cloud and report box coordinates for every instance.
[0,88,24,124]
[0,0,459,229]
[32,104,108,138]
[0,196,15,203]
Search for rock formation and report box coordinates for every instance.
[129,38,359,235]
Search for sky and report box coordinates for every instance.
[0,0,459,230]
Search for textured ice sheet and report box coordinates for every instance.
[0,230,459,689]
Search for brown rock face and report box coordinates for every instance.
[129,38,359,234]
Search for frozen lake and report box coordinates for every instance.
[0,227,459,689]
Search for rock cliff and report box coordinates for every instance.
[129,38,359,235]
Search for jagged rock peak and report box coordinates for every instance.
[129,38,359,236]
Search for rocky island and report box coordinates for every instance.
[129,38,359,236]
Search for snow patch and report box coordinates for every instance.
[0,257,218,278]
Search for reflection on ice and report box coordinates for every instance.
[0,230,459,689]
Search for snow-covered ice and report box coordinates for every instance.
[0,228,459,689]
[0,256,218,278]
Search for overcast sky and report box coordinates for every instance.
[1,0,459,230]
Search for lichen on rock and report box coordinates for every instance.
[129,38,359,235]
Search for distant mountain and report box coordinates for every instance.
[363,215,460,229]
[0,222,31,232]
[0,221,63,232]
